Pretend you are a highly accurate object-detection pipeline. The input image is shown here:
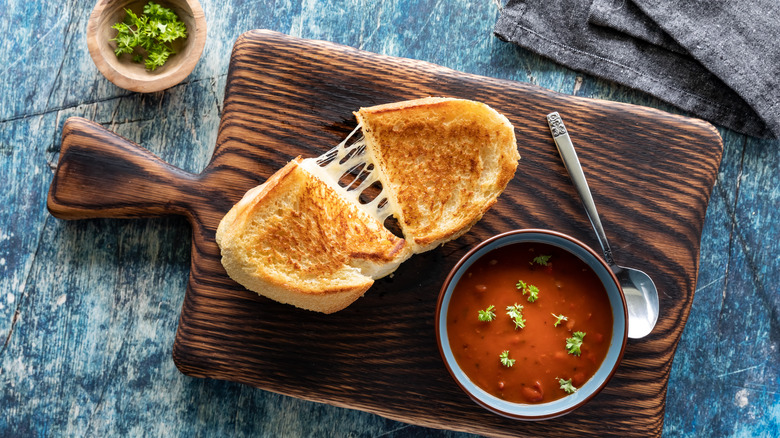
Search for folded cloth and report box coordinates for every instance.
[495,0,780,139]
[588,0,687,55]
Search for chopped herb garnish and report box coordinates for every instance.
[557,377,577,394]
[516,280,540,302]
[530,254,552,266]
[565,331,586,356]
[552,313,568,327]
[506,303,526,329]
[526,284,539,302]
[478,305,496,322]
[111,2,188,71]
[500,350,515,367]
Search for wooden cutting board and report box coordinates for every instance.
[47,30,723,437]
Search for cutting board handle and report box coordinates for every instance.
[47,117,199,220]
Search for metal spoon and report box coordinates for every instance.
[546,112,659,339]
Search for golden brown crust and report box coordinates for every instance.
[355,97,519,253]
[216,158,411,313]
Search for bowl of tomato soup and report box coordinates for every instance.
[436,229,627,420]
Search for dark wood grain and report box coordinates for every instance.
[46,30,722,437]
[48,118,199,219]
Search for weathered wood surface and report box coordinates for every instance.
[1,1,778,437]
[46,29,721,437]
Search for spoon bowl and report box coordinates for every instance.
[547,112,660,339]
[614,266,659,338]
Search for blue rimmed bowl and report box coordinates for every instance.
[436,229,628,420]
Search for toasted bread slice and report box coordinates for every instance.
[215,158,411,314]
[355,97,519,253]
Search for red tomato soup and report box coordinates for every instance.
[446,242,613,404]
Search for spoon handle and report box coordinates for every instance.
[546,112,615,266]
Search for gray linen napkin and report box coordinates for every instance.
[495,0,780,139]
[588,0,687,55]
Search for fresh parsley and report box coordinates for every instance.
[499,350,515,367]
[552,313,568,327]
[478,305,496,322]
[530,254,552,266]
[506,303,526,329]
[111,2,188,70]
[557,377,577,394]
[526,284,539,302]
[516,280,540,302]
[565,331,586,356]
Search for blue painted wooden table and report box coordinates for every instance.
[1,1,778,436]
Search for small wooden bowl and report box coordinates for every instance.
[86,0,207,93]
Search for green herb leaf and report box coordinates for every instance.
[145,44,172,70]
[552,313,568,327]
[144,2,164,17]
[557,377,577,394]
[506,303,526,329]
[516,280,540,302]
[478,305,496,322]
[124,8,141,26]
[526,284,539,302]
[530,254,552,266]
[500,350,515,367]
[565,331,586,356]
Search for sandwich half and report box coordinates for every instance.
[355,97,519,253]
[215,158,411,314]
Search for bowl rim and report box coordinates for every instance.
[435,228,628,420]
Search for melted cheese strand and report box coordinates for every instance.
[300,125,394,225]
